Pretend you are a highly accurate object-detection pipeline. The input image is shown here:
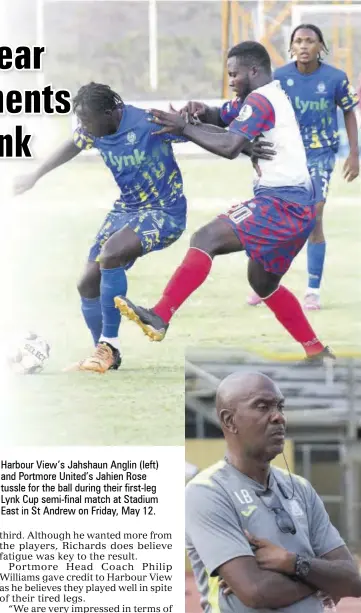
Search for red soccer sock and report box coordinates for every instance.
[263,285,325,356]
[153,248,213,323]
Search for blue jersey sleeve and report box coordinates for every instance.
[73,127,95,151]
[220,98,242,126]
[335,73,359,112]
[228,93,275,140]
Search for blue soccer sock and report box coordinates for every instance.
[100,267,128,341]
[307,241,326,291]
[81,296,102,345]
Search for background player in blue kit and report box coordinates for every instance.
[14,82,187,373]
[265,24,358,310]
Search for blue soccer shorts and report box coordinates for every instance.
[88,207,186,267]
[219,195,317,276]
[307,149,336,203]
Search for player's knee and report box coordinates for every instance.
[100,230,142,269]
[309,217,325,243]
[190,227,209,250]
[314,202,325,224]
[99,242,130,269]
[77,274,100,299]
[309,229,324,244]
[190,226,216,256]
[315,200,325,217]
[98,240,119,268]
[248,271,279,299]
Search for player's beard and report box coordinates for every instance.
[240,75,252,99]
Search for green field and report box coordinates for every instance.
[3,156,361,446]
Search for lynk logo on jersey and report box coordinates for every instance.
[100,149,146,171]
[294,96,330,114]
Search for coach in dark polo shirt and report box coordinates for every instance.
[186,372,361,612]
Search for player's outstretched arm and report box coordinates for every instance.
[191,123,230,134]
[14,139,81,195]
[179,101,224,127]
[182,122,247,159]
[150,92,274,159]
[188,125,274,172]
[202,106,225,126]
[149,108,244,156]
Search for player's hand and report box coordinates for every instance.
[250,138,275,178]
[179,101,208,120]
[13,173,37,195]
[148,105,186,136]
[218,578,233,596]
[343,152,359,182]
[245,530,296,574]
[166,102,180,115]
[251,140,275,161]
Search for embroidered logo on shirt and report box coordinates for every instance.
[127,131,137,145]
[236,104,253,122]
[241,505,258,518]
[316,82,326,94]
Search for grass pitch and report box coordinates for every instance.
[2,156,360,445]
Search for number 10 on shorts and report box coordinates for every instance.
[229,203,254,224]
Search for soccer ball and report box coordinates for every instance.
[9,332,50,374]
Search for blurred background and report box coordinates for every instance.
[4,0,361,96]
[185,351,361,613]
[3,0,361,152]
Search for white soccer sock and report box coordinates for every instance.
[99,336,121,352]
[306,288,320,296]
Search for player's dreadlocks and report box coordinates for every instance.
[289,24,329,59]
[73,82,124,114]
[228,41,271,73]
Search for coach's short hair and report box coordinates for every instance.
[228,41,271,72]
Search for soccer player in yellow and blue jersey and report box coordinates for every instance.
[14,83,187,372]
[249,24,359,309]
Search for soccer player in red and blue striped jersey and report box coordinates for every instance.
[250,25,359,309]
[116,42,334,363]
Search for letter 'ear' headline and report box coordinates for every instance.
[0,45,72,159]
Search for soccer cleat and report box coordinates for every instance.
[303,292,321,311]
[247,292,263,306]
[109,352,122,370]
[303,346,336,365]
[64,342,121,373]
[114,296,169,342]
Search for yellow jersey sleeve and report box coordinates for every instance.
[73,127,95,151]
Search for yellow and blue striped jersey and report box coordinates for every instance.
[73,104,187,216]
[274,62,359,153]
